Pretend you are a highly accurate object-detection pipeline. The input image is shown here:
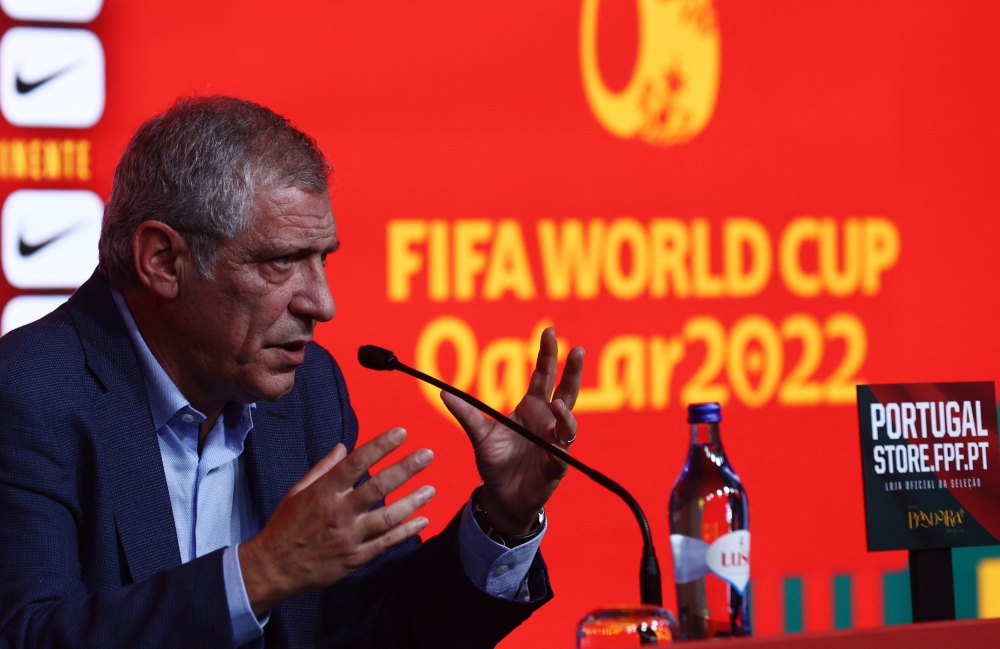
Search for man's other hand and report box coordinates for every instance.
[238,428,434,615]
[442,327,584,537]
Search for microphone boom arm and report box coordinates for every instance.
[359,345,663,606]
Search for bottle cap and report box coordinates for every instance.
[687,402,722,424]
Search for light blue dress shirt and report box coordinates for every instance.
[111,292,543,646]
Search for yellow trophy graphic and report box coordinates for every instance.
[580,0,720,146]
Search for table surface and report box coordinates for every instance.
[683,618,1000,648]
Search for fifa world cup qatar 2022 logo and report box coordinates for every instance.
[580,0,720,146]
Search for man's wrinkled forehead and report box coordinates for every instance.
[239,188,338,254]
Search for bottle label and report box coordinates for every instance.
[705,530,750,593]
[670,534,711,583]
[670,530,750,594]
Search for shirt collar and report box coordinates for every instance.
[110,290,256,434]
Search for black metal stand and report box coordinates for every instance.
[908,548,956,622]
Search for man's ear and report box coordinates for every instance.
[131,221,190,299]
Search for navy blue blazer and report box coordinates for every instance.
[0,273,551,648]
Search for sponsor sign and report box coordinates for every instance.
[1,295,70,335]
[0,27,105,128]
[1,189,102,289]
[858,382,1000,551]
[1,0,103,23]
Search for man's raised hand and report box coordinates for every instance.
[441,327,585,537]
[238,428,434,615]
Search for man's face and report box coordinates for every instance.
[175,186,338,405]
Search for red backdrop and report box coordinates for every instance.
[2,1,999,645]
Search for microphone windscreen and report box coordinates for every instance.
[357,345,398,371]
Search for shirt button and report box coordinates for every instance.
[181,413,194,423]
[495,565,509,575]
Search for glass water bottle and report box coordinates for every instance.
[669,402,751,639]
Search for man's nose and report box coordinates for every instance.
[290,258,336,322]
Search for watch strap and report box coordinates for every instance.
[471,487,544,548]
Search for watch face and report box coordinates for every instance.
[1,0,103,22]
[0,27,106,128]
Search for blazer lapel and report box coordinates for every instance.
[69,273,182,581]
[245,394,310,526]
[245,394,314,648]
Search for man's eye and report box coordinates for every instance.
[272,256,292,268]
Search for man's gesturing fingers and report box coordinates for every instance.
[286,443,347,499]
[327,427,409,491]
[346,515,431,571]
[351,447,434,513]
[240,427,436,616]
[440,390,490,447]
[526,327,559,400]
[358,484,435,540]
[552,346,585,410]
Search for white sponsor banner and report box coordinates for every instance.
[0,27,105,128]
[1,0,103,23]
[2,189,102,289]
[1,295,70,335]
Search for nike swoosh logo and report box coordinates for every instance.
[15,63,77,94]
[19,223,83,257]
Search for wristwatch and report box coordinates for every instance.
[471,487,545,548]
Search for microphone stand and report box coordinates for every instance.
[358,345,663,607]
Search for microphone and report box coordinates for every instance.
[357,344,663,606]
[357,344,397,371]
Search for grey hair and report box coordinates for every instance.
[99,96,331,288]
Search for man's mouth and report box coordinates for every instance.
[277,339,310,351]
[272,339,311,364]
